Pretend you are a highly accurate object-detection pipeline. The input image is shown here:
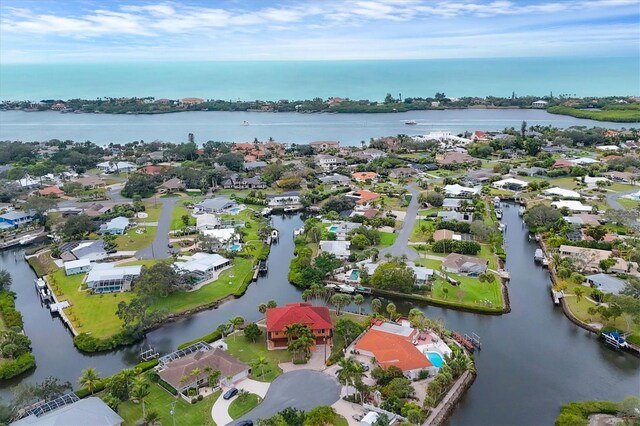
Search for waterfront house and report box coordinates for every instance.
[266,303,334,350]
[60,240,106,261]
[173,252,231,284]
[309,140,340,151]
[267,194,302,209]
[551,200,593,213]
[585,273,627,294]
[319,240,351,259]
[441,198,465,211]
[157,177,185,194]
[544,187,581,199]
[326,221,360,240]
[85,263,142,293]
[345,190,380,205]
[532,100,548,108]
[180,97,205,106]
[471,130,491,142]
[437,211,473,223]
[11,396,123,426]
[441,253,488,275]
[559,245,628,273]
[194,197,237,214]
[443,184,481,197]
[157,344,248,393]
[491,178,528,191]
[409,264,434,286]
[98,216,130,235]
[0,211,34,228]
[319,174,352,186]
[63,259,92,276]
[315,154,347,170]
[351,171,379,182]
[96,161,137,174]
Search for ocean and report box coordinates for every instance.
[1,57,638,101]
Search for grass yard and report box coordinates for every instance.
[48,269,134,338]
[410,219,434,243]
[151,257,254,314]
[225,331,291,382]
[616,197,640,209]
[228,393,261,419]
[548,176,579,189]
[478,244,498,270]
[115,226,157,251]
[170,204,195,231]
[378,232,397,247]
[140,204,162,222]
[607,182,638,192]
[116,384,220,426]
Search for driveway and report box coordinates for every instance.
[231,370,341,425]
[135,196,177,260]
[380,183,420,261]
[211,379,270,426]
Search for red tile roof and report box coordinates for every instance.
[355,328,432,372]
[35,186,64,196]
[553,159,573,168]
[139,165,165,175]
[348,190,380,204]
[266,303,333,332]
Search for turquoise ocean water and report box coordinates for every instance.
[1,57,638,101]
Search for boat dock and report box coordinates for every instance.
[36,277,78,336]
[452,332,475,352]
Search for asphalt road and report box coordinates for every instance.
[232,370,341,425]
[379,183,420,261]
[135,196,177,260]
[605,188,639,209]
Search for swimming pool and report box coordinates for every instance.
[328,225,338,232]
[228,244,241,251]
[426,351,444,368]
[229,207,242,213]
[350,270,360,280]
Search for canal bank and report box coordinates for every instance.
[1,209,638,425]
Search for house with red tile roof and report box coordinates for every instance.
[345,189,380,205]
[352,172,378,182]
[34,186,64,197]
[265,303,333,350]
[553,159,574,169]
[138,165,166,175]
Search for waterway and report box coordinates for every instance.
[0,109,633,146]
[0,208,638,424]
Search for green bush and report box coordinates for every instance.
[158,378,178,396]
[177,330,222,350]
[75,380,106,398]
[0,352,36,379]
[134,359,159,373]
[73,330,139,353]
[555,401,620,426]
[0,291,24,329]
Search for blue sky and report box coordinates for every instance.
[1,0,638,62]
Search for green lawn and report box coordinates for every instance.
[607,182,638,192]
[170,204,195,231]
[115,384,220,426]
[616,197,640,209]
[225,331,291,382]
[141,204,162,222]
[115,226,157,251]
[478,244,498,270]
[228,393,261,419]
[48,269,134,338]
[410,219,434,243]
[151,257,254,314]
[378,232,397,247]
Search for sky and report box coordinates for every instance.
[1,0,639,63]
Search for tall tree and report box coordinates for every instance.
[78,368,101,395]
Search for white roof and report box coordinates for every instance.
[201,228,235,241]
[63,259,91,272]
[552,200,593,212]
[410,265,434,280]
[86,263,142,283]
[570,157,599,165]
[595,145,620,151]
[444,184,481,196]
[319,240,350,256]
[361,411,379,425]
[492,178,528,188]
[174,253,229,273]
[103,216,129,230]
[196,213,219,229]
[97,161,136,169]
[544,187,581,199]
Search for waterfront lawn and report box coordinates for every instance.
[48,269,133,338]
[150,257,254,314]
[225,331,291,383]
[430,273,502,309]
[228,393,261,419]
[116,384,220,426]
[378,232,397,247]
[115,226,157,251]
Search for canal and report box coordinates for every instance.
[0,207,638,424]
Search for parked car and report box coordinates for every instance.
[235,421,253,426]
[167,243,174,248]
[223,388,238,400]
[352,414,364,421]
[359,361,370,371]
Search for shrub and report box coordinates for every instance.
[177,330,222,350]
[0,290,24,329]
[0,352,36,379]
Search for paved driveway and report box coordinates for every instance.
[211,379,270,426]
[380,183,420,261]
[231,370,341,425]
[135,196,177,260]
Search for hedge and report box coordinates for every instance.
[0,290,24,329]
[177,330,222,350]
[73,330,139,353]
[0,353,36,380]
[75,359,159,398]
[555,401,620,426]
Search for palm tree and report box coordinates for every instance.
[371,298,382,314]
[251,356,269,379]
[574,287,584,303]
[217,323,230,338]
[179,375,190,395]
[144,411,160,426]
[353,294,365,315]
[258,303,267,314]
[301,289,313,302]
[229,316,245,341]
[0,269,12,291]
[267,300,277,309]
[386,302,397,320]
[130,376,150,418]
[78,367,101,395]
[191,368,201,389]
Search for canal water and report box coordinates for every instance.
[1,208,638,424]
[0,109,632,147]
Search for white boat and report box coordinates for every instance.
[242,121,249,126]
[495,210,503,219]
[19,235,37,245]
[518,206,526,216]
[271,230,279,240]
[338,284,356,293]
[404,120,417,125]
[261,207,272,216]
[293,227,305,237]
[284,206,299,212]
[534,249,544,262]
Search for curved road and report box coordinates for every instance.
[379,183,420,261]
[605,188,639,209]
[232,370,341,425]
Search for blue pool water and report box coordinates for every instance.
[229,207,241,213]
[426,352,444,368]
[228,244,241,251]
[328,226,338,232]
[350,270,360,280]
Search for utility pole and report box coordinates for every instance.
[169,401,177,426]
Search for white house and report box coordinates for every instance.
[569,157,600,166]
[99,216,130,235]
[267,195,302,208]
[173,252,231,283]
[96,161,137,173]
[319,240,351,259]
[443,184,481,197]
[491,178,528,191]
[63,259,92,276]
[551,200,593,212]
[544,187,581,199]
[532,100,548,108]
[315,154,347,170]
[85,263,142,293]
[196,213,220,230]
[595,145,620,151]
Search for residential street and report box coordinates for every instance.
[379,183,420,261]
[135,196,177,260]
[605,188,638,209]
